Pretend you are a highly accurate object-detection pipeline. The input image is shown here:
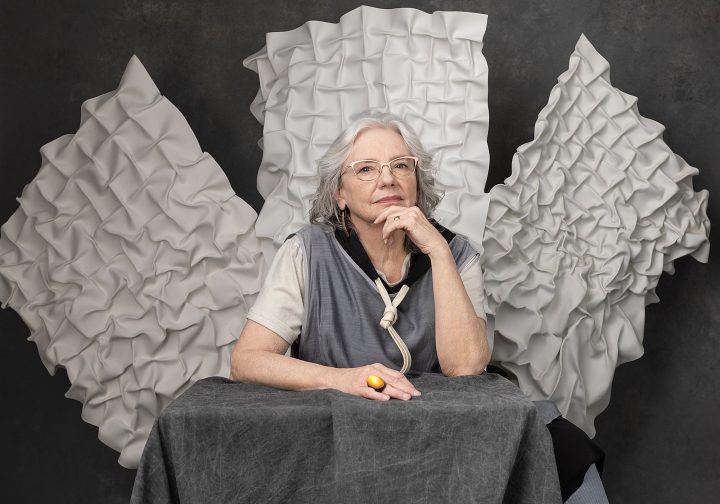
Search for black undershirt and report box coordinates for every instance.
[333,220,455,293]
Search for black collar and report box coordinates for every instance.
[333,221,455,294]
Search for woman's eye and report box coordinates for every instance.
[358,166,374,173]
[394,163,408,170]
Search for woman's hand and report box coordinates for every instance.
[334,363,421,401]
[373,206,450,258]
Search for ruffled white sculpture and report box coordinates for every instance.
[244,5,492,262]
[0,56,265,468]
[482,34,710,437]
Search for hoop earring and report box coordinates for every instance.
[340,208,350,238]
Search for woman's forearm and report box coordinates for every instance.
[231,348,340,391]
[230,320,341,391]
[430,248,490,376]
[229,320,421,401]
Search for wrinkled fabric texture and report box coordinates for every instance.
[131,375,561,504]
[0,56,265,468]
[481,34,710,437]
[244,5,491,263]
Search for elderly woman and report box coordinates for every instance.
[230,112,490,399]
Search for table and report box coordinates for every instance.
[131,373,561,503]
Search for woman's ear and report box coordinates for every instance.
[335,191,346,211]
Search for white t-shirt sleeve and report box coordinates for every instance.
[246,236,305,345]
[458,253,487,321]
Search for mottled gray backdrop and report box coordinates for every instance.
[1,1,717,503]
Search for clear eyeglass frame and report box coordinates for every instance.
[344,156,419,181]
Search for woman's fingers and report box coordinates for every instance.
[374,207,446,255]
[382,383,413,401]
[361,387,390,401]
[374,206,419,238]
[370,364,421,398]
[373,205,405,225]
[338,364,421,401]
[361,383,410,401]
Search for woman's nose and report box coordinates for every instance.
[377,163,396,185]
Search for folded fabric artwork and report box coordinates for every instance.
[0,56,265,468]
[244,5,492,264]
[481,34,710,437]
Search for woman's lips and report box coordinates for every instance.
[375,196,402,204]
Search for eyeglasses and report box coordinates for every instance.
[344,156,418,181]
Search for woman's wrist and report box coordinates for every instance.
[314,364,342,391]
[427,241,453,262]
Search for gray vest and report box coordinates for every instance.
[295,225,476,373]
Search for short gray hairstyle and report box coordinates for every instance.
[309,112,442,229]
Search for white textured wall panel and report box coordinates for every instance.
[244,5,491,262]
[0,56,265,468]
[482,35,710,436]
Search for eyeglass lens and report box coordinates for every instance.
[354,157,416,180]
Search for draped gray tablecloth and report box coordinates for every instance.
[131,373,561,503]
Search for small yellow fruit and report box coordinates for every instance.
[366,375,386,392]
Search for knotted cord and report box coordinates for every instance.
[374,278,412,374]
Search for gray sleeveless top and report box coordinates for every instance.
[295,225,476,373]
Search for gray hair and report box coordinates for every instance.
[309,112,442,229]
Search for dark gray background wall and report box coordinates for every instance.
[1,1,717,502]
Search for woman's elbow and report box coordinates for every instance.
[443,364,485,377]
[478,347,492,373]
[443,352,490,377]
[229,344,248,382]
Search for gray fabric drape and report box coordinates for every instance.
[131,374,561,504]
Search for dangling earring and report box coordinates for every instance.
[339,207,350,238]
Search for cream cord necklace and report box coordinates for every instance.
[374,278,412,374]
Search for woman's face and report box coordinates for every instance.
[336,127,418,227]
